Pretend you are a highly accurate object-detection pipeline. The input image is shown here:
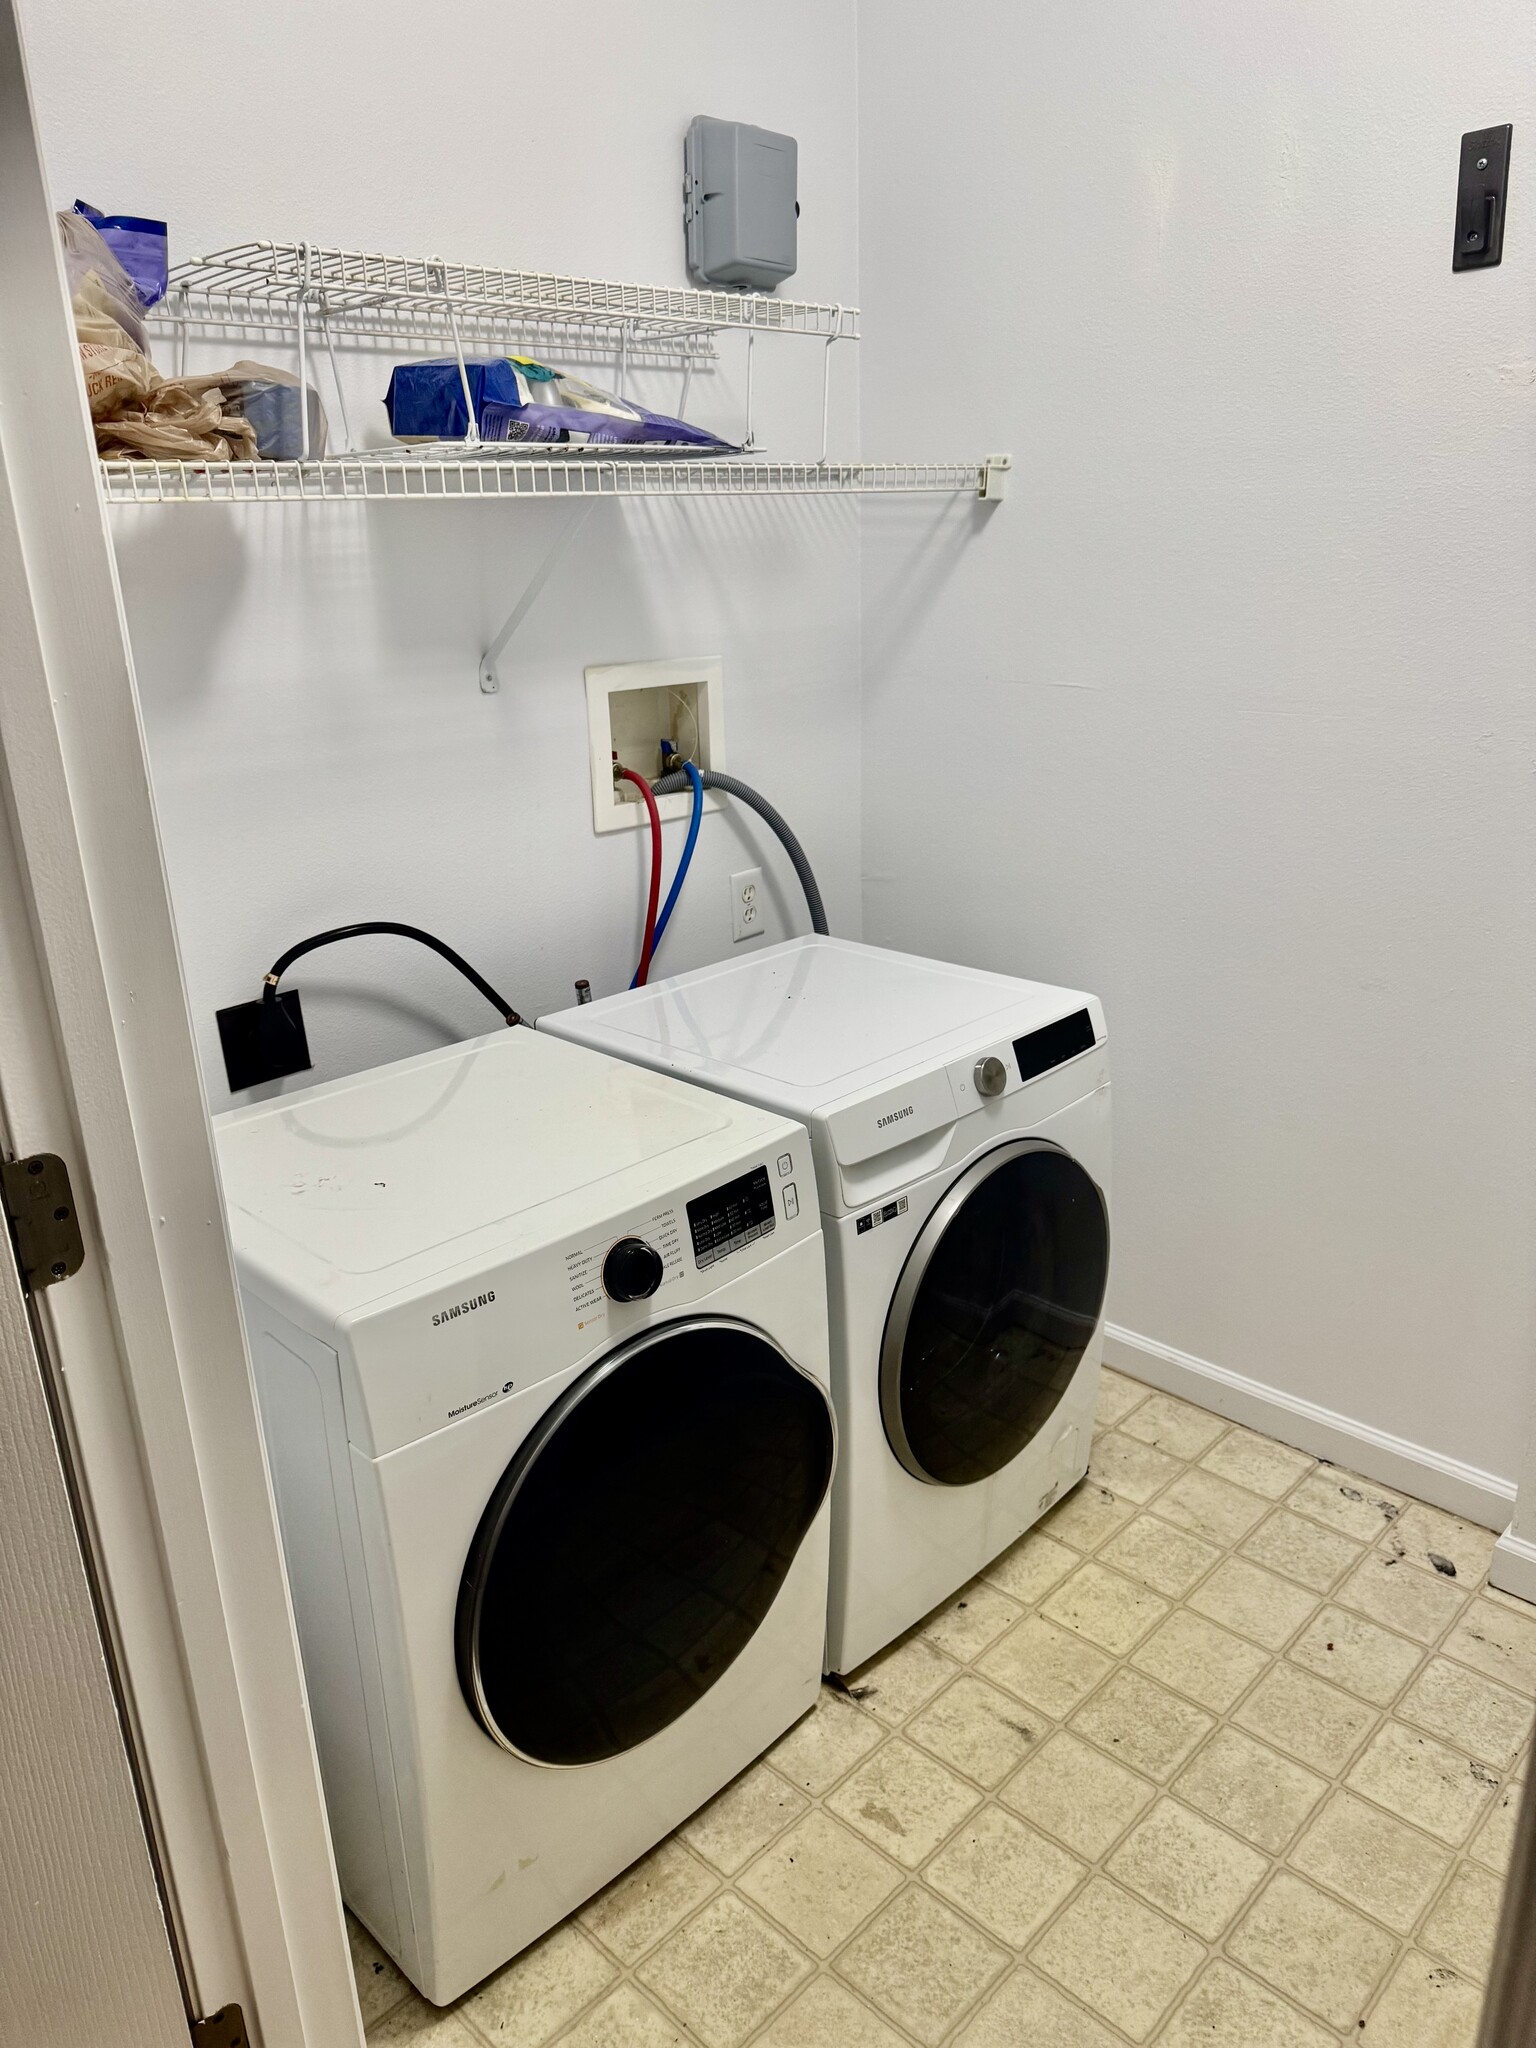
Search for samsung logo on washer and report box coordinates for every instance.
[876,1104,915,1130]
[432,1290,495,1329]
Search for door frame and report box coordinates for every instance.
[0,7,360,2043]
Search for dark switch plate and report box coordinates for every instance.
[217,989,312,1092]
[1453,125,1511,270]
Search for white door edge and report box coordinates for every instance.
[0,1099,188,2048]
[0,7,361,2043]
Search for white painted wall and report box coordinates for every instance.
[20,0,862,1114]
[22,0,1536,1505]
[857,2,1536,1495]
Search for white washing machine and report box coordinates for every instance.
[214,1027,834,2005]
[543,936,1110,1676]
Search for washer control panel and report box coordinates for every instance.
[687,1163,777,1271]
[565,1204,684,1324]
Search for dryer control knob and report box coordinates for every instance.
[974,1055,1008,1098]
[603,1237,665,1302]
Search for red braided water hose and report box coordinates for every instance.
[616,766,662,986]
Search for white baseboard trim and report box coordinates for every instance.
[1103,1323,1516,1533]
[1491,1529,1536,1606]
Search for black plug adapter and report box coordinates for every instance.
[216,990,313,1092]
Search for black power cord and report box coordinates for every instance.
[218,922,523,1091]
[261,923,522,1026]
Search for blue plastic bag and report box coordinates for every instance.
[384,359,524,440]
[73,201,167,310]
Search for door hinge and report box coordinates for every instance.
[190,2004,247,2048]
[1,1152,85,1292]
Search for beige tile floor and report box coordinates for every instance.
[354,1372,1535,2048]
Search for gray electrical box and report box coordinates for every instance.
[684,117,798,293]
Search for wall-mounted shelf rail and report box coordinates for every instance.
[100,452,1011,505]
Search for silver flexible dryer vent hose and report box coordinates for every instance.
[651,768,830,937]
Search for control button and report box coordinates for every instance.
[602,1236,665,1302]
[974,1054,1008,1098]
[778,1152,793,1176]
[782,1182,799,1220]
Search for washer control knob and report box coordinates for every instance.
[602,1237,665,1302]
[974,1055,1008,1098]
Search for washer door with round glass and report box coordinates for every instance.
[456,1317,835,1767]
[881,1139,1110,1488]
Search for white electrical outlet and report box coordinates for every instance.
[732,867,765,943]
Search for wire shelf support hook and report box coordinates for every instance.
[478,502,594,694]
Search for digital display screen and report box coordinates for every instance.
[1013,1008,1096,1083]
[687,1164,776,1269]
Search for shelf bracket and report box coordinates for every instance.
[478,503,593,693]
[979,453,1012,501]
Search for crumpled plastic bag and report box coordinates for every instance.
[81,337,271,464]
[60,211,259,461]
[93,369,259,463]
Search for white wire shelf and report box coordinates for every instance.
[161,242,860,344]
[99,451,1009,505]
[101,239,1007,508]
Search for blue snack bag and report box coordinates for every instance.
[384,358,526,440]
[73,201,168,310]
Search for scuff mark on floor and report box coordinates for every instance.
[860,1801,906,1836]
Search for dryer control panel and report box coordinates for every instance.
[1013,1007,1097,1082]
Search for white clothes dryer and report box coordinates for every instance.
[215,1028,833,2004]
[543,937,1110,1676]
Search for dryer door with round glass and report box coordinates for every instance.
[881,1139,1110,1487]
[456,1317,835,1767]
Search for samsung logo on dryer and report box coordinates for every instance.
[432,1290,496,1329]
[876,1104,915,1130]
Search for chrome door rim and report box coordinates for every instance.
[457,1313,837,1765]
[879,1138,1109,1487]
